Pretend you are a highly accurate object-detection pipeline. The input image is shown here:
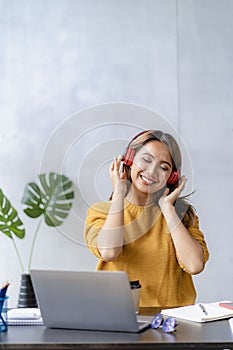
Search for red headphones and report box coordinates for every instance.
[122,130,147,167]
[122,131,180,185]
[123,147,136,167]
[167,170,180,185]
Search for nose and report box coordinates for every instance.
[144,162,159,177]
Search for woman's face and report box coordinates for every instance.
[130,140,173,195]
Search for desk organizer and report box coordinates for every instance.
[0,296,8,332]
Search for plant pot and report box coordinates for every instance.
[17,274,38,308]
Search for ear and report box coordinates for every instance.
[167,170,180,185]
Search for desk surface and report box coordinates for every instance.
[1,308,233,350]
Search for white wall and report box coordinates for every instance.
[0,0,232,307]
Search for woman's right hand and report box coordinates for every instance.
[109,156,127,199]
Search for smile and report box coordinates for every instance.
[140,175,157,185]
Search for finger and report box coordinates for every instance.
[162,187,170,197]
[109,157,116,172]
[120,171,127,180]
[116,155,123,167]
[119,161,124,174]
[113,157,121,173]
[178,176,187,190]
[113,156,124,173]
[170,176,186,198]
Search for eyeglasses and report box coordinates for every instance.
[151,313,177,333]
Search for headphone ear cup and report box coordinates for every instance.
[122,130,148,167]
[123,147,135,166]
[167,171,180,185]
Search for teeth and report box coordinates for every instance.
[141,175,155,185]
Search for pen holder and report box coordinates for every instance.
[0,296,8,332]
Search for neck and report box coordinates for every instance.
[126,188,154,206]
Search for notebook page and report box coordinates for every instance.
[161,301,233,323]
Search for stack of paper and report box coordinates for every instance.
[8,308,44,326]
[161,301,233,323]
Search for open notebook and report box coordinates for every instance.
[161,301,233,323]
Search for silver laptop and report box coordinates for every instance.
[30,269,151,333]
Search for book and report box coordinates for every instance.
[7,308,44,326]
[161,301,233,323]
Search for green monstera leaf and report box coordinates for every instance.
[0,189,25,239]
[22,172,74,227]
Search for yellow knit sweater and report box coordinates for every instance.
[84,199,209,307]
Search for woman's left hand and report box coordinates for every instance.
[158,175,187,212]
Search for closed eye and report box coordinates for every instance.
[142,157,151,163]
[160,164,170,171]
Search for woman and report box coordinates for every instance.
[84,130,209,307]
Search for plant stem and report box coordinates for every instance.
[12,238,24,273]
[27,217,43,273]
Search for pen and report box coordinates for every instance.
[199,303,208,315]
[0,281,10,298]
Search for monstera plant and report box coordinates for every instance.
[0,172,74,307]
[0,189,26,272]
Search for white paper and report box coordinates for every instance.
[8,308,41,320]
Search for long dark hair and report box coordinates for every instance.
[114,130,195,227]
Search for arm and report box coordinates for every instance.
[96,156,126,261]
[159,177,205,274]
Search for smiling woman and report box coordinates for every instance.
[129,140,173,200]
[84,130,209,308]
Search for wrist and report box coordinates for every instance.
[111,192,125,202]
[161,203,175,218]
[162,206,182,233]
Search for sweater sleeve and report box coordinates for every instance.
[84,202,110,259]
[176,214,209,273]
